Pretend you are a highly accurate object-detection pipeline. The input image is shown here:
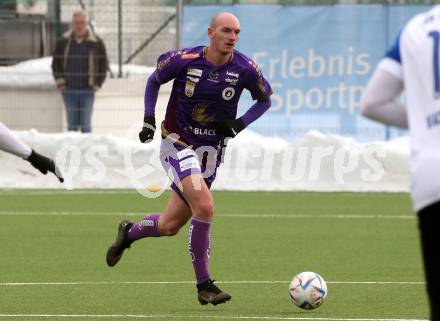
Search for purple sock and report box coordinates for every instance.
[128,213,161,241]
[188,217,211,285]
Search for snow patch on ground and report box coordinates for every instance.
[0,129,410,193]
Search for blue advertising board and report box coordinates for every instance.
[182,4,428,141]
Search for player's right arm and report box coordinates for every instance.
[0,121,31,159]
[360,67,407,128]
[0,122,63,182]
[139,50,186,143]
[360,31,408,129]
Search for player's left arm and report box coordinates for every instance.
[217,64,273,138]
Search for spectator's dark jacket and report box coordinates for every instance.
[51,29,109,89]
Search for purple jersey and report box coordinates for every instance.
[155,46,272,147]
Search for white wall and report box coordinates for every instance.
[0,88,64,132]
[93,76,170,136]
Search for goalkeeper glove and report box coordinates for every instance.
[27,150,64,182]
[139,116,156,143]
[216,118,245,138]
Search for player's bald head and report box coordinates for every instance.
[210,12,240,29]
[207,11,240,59]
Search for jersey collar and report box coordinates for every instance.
[203,46,234,66]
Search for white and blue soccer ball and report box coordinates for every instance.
[288,271,328,310]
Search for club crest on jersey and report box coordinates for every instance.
[185,81,196,97]
[222,87,235,101]
[225,77,238,85]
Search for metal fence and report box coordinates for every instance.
[184,0,440,4]
[0,0,435,66]
[0,0,178,134]
[0,0,435,137]
[0,0,177,66]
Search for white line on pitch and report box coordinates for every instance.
[221,214,414,220]
[0,314,429,321]
[0,190,407,196]
[0,280,425,286]
[0,190,137,195]
[0,211,415,220]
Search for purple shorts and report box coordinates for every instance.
[160,138,225,202]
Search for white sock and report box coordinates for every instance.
[0,122,32,159]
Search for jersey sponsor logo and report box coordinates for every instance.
[185,81,196,97]
[193,127,216,136]
[225,70,239,85]
[184,125,216,136]
[186,76,200,83]
[226,70,239,78]
[225,77,238,85]
[192,103,215,125]
[182,53,200,59]
[187,68,203,77]
[222,87,236,101]
[179,156,200,172]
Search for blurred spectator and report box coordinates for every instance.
[51,10,108,133]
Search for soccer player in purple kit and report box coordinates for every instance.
[106,12,272,305]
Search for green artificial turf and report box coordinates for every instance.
[0,190,429,320]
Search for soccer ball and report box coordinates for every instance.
[288,271,328,310]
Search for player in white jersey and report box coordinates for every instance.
[361,6,440,320]
[0,122,63,182]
